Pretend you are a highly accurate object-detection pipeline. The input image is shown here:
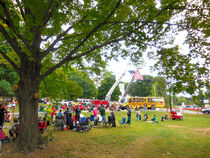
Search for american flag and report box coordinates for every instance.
[132,69,144,80]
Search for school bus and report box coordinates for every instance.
[121,97,165,109]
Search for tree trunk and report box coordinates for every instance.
[15,62,42,152]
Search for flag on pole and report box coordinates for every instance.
[132,69,144,80]
[128,70,135,74]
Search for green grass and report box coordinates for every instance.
[2,111,210,158]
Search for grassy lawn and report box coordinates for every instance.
[2,110,210,158]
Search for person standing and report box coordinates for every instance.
[100,105,106,126]
[143,102,147,111]
[136,109,141,120]
[75,105,81,125]
[12,97,17,114]
[110,108,116,127]
[152,103,155,110]
[0,104,7,127]
[127,108,131,124]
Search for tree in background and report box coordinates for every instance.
[0,65,18,96]
[129,75,154,97]
[68,70,97,99]
[151,76,167,97]
[39,67,83,102]
[0,0,208,151]
[153,46,209,108]
[128,75,167,97]
[98,73,121,101]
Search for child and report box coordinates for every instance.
[136,109,141,121]
[9,117,19,138]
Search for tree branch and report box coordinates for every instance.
[62,0,122,60]
[42,25,74,56]
[40,35,125,80]
[0,0,32,52]
[42,0,55,26]
[15,0,25,20]
[0,49,19,72]
[0,24,23,57]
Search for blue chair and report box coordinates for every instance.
[81,117,86,123]
[90,115,95,121]
[119,117,127,127]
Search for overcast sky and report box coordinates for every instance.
[107,31,189,83]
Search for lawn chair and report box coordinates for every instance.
[119,117,127,127]
[81,117,86,123]
[38,120,47,133]
[90,115,95,122]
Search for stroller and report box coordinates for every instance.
[106,115,113,127]
[0,128,9,143]
[75,117,91,132]
[55,116,64,130]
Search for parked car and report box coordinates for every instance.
[201,109,210,114]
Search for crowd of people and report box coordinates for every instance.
[0,99,170,143]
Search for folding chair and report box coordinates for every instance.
[119,117,127,127]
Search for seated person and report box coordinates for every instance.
[164,114,168,120]
[143,114,148,121]
[5,112,12,122]
[151,114,158,123]
[9,117,19,138]
[38,116,47,133]
[161,114,168,121]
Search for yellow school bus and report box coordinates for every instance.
[121,97,165,109]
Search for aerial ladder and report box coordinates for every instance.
[120,76,134,103]
[105,70,127,102]
[105,69,143,104]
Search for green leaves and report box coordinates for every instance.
[0,66,18,96]
[154,46,208,95]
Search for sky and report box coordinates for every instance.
[107,31,189,83]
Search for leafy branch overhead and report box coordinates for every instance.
[0,0,207,77]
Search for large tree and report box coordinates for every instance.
[0,0,208,151]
